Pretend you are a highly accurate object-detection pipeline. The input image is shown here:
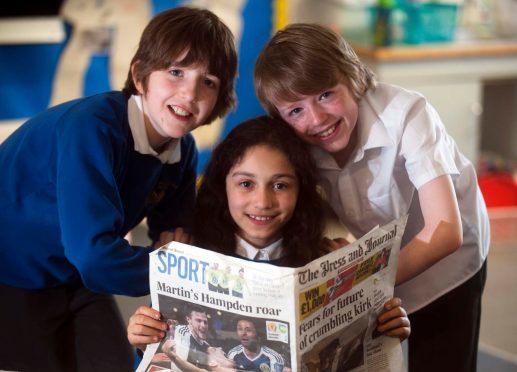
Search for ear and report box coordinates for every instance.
[131,62,144,94]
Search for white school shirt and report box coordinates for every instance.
[235,235,285,261]
[128,95,181,164]
[311,82,490,314]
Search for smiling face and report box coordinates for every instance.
[225,144,299,249]
[274,83,359,165]
[134,56,220,151]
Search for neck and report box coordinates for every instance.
[146,123,170,153]
[331,126,358,168]
[141,105,170,153]
[189,328,204,344]
[244,345,260,358]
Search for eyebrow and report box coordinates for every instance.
[230,171,297,180]
[205,73,220,81]
[277,102,297,110]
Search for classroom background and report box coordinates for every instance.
[1,0,516,370]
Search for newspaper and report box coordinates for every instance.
[137,216,408,372]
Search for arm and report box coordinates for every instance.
[320,237,350,256]
[162,345,207,372]
[395,174,462,285]
[58,101,197,296]
[127,306,168,352]
[376,297,411,341]
[206,347,236,371]
[154,227,194,249]
[56,100,153,296]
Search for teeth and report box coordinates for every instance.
[319,124,336,138]
[171,105,190,116]
[249,214,272,221]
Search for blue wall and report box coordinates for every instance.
[0,0,272,172]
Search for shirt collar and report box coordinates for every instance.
[127,95,181,164]
[356,88,395,155]
[235,235,285,261]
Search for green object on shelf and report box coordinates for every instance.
[373,7,392,46]
[378,0,395,7]
[373,0,395,46]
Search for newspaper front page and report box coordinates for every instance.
[137,216,408,372]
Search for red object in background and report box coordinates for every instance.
[478,172,517,207]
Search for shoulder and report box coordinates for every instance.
[179,133,198,162]
[361,83,439,140]
[56,93,133,170]
[227,344,244,358]
[55,91,130,141]
[176,324,191,336]
[19,92,128,135]
[261,346,285,362]
[363,83,428,120]
[359,83,427,119]
[366,82,425,104]
[58,91,128,122]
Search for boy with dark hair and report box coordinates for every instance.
[227,318,287,372]
[0,7,237,371]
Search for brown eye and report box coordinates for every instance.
[204,78,215,88]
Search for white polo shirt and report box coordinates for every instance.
[312,82,490,313]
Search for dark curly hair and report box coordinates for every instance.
[193,116,325,266]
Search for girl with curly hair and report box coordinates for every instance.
[128,116,410,365]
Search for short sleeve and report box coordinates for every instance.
[401,99,459,189]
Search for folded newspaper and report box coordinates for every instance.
[137,216,408,372]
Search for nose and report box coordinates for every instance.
[254,187,274,209]
[307,104,325,127]
[179,78,199,102]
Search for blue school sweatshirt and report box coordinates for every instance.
[0,92,197,296]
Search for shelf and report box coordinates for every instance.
[352,39,517,61]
